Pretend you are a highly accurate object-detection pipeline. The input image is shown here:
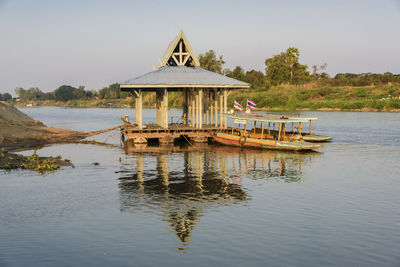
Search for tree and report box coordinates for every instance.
[265,47,310,85]
[312,63,328,80]
[265,52,289,85]
[285,47,299,82]
[0,93,12,101]
[15,87,44,101]
[245,70,267,89]
[73,86,86,99]
[226,66,246,81]
[54,85,76,101]
[198,50,225,74]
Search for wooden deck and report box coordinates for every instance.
[121,123,221,143]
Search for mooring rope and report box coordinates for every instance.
[82,125,123,137]
[46,118,118,125]
[182,134,193,146]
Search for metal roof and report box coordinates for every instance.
[120,66,250,90]
[221,113,318,123]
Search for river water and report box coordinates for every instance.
[1,107,400,267]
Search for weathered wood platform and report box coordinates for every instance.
[121,123,221,143]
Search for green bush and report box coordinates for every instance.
[352,88,367,98]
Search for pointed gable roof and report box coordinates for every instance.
[158,30,200,68]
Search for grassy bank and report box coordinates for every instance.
[13,84,400,112]
[230,84,400,111]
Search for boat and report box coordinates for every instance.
[213,113,324,151]
[301,134,331,142]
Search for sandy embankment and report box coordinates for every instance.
[0,101,87,148]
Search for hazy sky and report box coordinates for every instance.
[1,0,400,94]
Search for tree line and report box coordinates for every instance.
[3,47,399,103]
[13,83,131,102]
[198,49,400,88]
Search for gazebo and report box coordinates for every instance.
[120,30,250,143]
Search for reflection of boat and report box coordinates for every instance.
[215,113,323,151]
[118,143,320,251]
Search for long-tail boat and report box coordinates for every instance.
[213,113,324,151]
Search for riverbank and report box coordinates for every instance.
[0,101,86,148]
[10,84,400,112]
[230,84,400,112]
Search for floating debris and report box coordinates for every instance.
[0,151,73,173]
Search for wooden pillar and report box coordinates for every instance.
[183,88,188,125]
[261,122,264,139]
[210,104,214,125]
[134,89,143,129]
[223,89,228,129]
[214,89,218,127]
[219,92,223,128]
[199,89,203,129]
[206,89,210,125]
[191,91,195,127]
[188,105,192,126]
[156,88,168,128]
[309,120,312,134]
[268,122,270,137]
[187,89,192,125]
[278,123,282,141]
[195,90,199,128]
[298,122,302,136]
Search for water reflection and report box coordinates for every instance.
[118,143,320,251]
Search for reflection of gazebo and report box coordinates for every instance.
[120,30,250,143]
[118,146,247,251]
[118,143,319,251]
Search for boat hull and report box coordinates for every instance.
[301,134,332,142]
[214,133,322,151]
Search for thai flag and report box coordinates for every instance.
[247,99,256,110]
[234,101,243,111]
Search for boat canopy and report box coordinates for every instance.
[221,113,318,124]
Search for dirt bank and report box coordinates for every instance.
[0,101,87,148]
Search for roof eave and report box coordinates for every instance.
[120,84,250,90]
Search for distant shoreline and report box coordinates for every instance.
[11,100,400,112]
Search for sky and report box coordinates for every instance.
[1,0,400,94]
